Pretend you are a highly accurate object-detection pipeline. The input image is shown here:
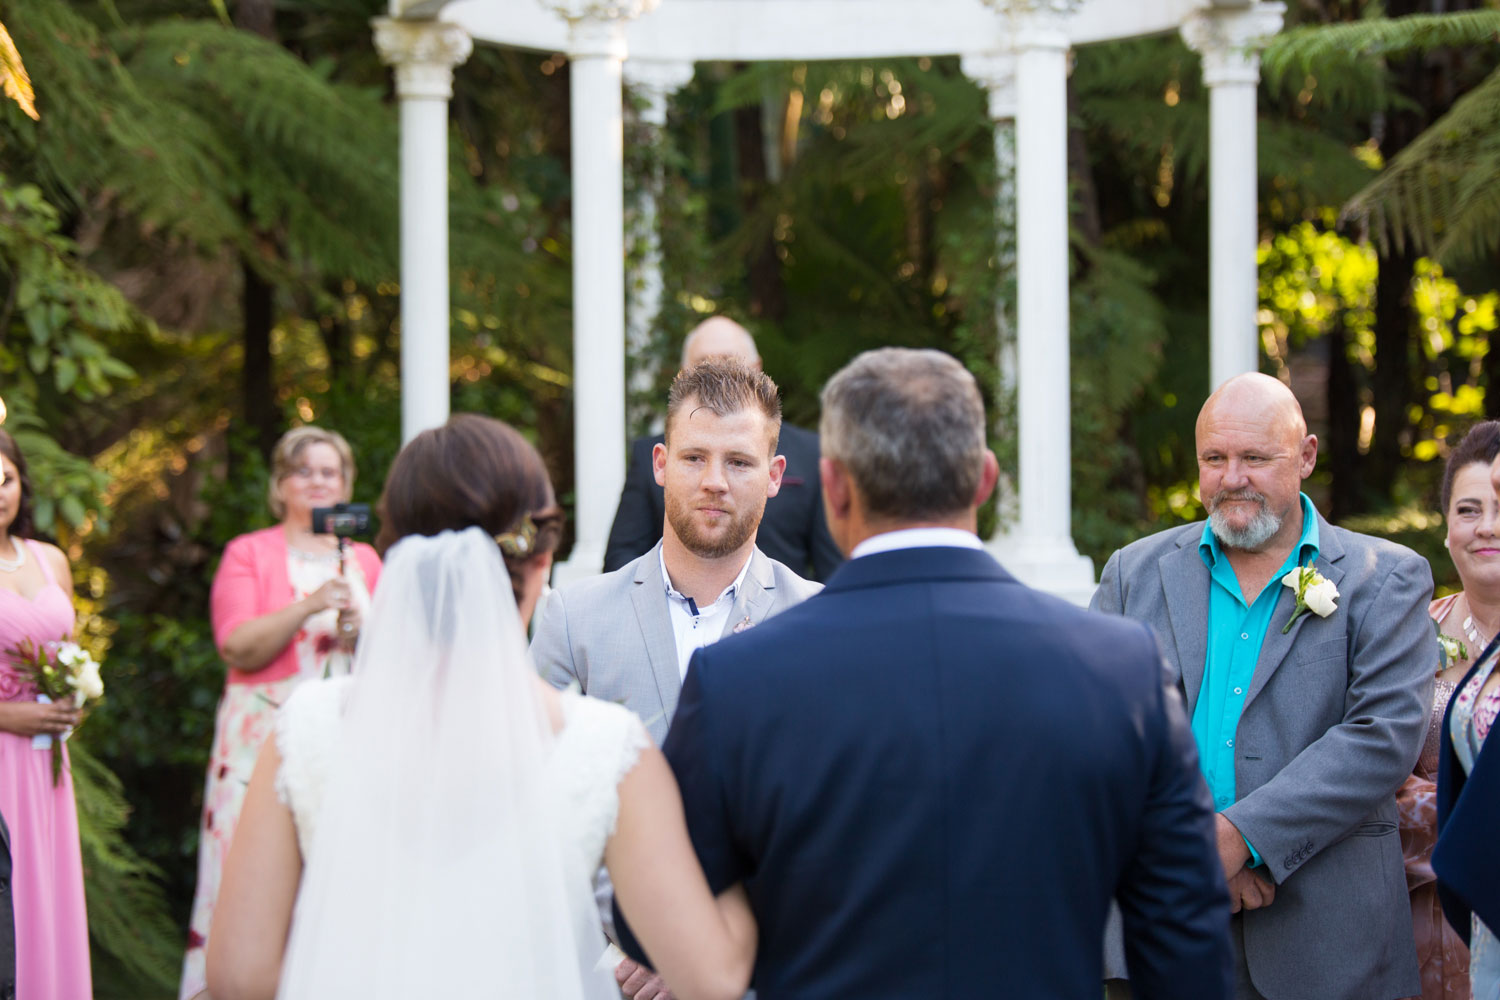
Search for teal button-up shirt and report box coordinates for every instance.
[1195,492,1319,865]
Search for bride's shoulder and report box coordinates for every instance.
[278,676,352,726]
[557,691,652,775]
[275,677,351,764]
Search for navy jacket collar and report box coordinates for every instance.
[820,545,1015,594]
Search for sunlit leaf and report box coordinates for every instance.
[0,19,38,121]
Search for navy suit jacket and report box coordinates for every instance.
[0,810,13,1000]
[616,545,1233,999]
[602,423,843,582]
[1434,638,1500,945]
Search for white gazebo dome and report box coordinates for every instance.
[373,0,1286,602]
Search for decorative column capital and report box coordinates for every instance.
[961,52,1018,121]
[372,18,472,100]
[625,58,695,95]
[980,0,1080,51]
[542,0,660,58]
[1181,3,1286,88]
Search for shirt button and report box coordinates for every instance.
[1226,740,1234,748]
[1240,633,1249,640]
[1233,687,1243,695]
[1216,796,1230,807]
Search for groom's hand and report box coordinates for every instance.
[615,957,673,1000]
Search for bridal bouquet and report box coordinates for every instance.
[5,638,104,784]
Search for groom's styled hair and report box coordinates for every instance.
[665,357,783,457]
[820,348,987,521]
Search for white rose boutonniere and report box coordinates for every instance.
[1281,562,1339,634]
[1436,627,1467,670]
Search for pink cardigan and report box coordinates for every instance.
[210,525,382,685]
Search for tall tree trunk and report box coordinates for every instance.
[236,0,280,460]
[1325,312,1366,519]
[1362,0,1428,505]
[1367,245,1416,494]
[734,98,786,322]
[241,260,280,460]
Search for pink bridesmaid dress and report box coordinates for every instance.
[0,538,91,999]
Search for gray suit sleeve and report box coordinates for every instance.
[1223,553,1435,883]
[529,587,584,692]
[1091,549,1125,615]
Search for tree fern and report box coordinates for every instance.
[1345,62,1500,265]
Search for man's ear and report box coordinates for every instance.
[1299,434,1318,480]
[766,454,786,498]
[652,441,668,488]
[820,456,851,522]
[974,450,1000,507]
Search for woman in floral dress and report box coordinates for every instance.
[178,427,380,999]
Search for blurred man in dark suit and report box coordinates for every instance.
[603,317,842,581]
[0,811,14,1000]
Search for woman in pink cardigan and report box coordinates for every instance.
[179,427,381,999]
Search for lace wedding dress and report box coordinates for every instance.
[266,528,651,1000]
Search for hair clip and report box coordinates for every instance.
[494,516,539,559]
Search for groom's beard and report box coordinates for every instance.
[1208,488,1282,551]
[666,490,763,559]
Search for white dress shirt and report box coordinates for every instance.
[850,526,984,559]
[659,548,754,681]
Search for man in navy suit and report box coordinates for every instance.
[0,811,13,1000]
[616,347,1234,998]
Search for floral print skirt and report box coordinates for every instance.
[178,674,301,999]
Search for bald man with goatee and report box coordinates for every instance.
[1093,373,1434,1000]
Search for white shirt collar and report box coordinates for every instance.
[850,527,984,560]
[658,545,755,606]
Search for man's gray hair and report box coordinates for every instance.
[819,348,987,521]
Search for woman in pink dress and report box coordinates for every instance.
[178,427,381,998]
[1403,421,1500,999]
[0,429,91,999]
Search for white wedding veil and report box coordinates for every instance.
[276,527,593,999]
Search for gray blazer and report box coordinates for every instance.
[1093,511,1433,1000]
[532,542,822,743]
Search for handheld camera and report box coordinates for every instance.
[311,502,372,575]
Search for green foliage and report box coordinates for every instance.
[71,739,183,999]
[0,176,136,533]
[1348,66,1500,266]
[1069,240,1170,564]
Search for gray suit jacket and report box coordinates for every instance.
[532,542,822,744]
[1092,511,1433,1000]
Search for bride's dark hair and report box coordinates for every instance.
[375,414,562,603]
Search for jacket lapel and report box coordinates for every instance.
[630,544,683,723]
[721,547,776,640]
[1159,535,1211,715]
[1243,514,1346,710]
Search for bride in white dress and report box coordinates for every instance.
[204,415,755,1000]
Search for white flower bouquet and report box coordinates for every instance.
[6,638,104,784]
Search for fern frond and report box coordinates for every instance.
[71,739,182,997]
[1264,11,1500,111]
[1344,63,1500,266]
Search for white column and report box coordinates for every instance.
[984,2,1094,603]
[544,1,659,583]
[960,52,1019,531]
[373,18,472,444]
[1182,3,1285,391]
[623,59,695,433]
